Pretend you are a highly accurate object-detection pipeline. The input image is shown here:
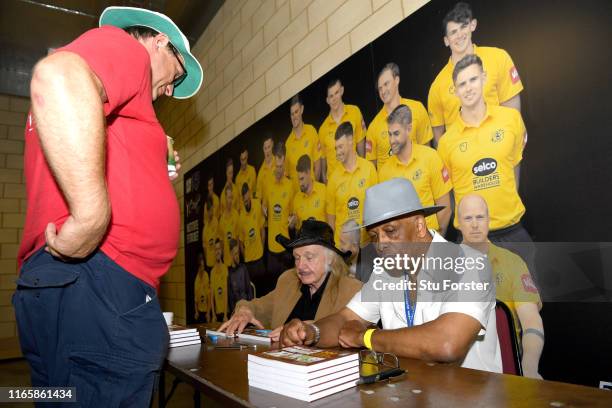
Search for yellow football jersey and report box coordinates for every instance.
[194,267,211,314]
[326,157,378,245]
[318,105,366,177]
[438,105,526,230]
[210,262,229,318]
[202,217,220,268]
[235,165,256,200]
[218,208,240,266]
[378,145,452,231]
[293,181,327,228]
[366,98,433,168]
[263,176,294,253]
[428,45,524,129]
[238,197,264,262]
[488,243,541,341]
[286,124,321,189]
[255,158,275,200]
[203,193,220,224]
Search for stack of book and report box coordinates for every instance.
[168,325,201,348]
[248,346,359,402]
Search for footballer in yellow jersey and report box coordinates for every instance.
[263,150,295,254]
[429,3,523,145]
[366,64,433,169]
[293,154,327,228]
[218,202,239,267]
[235,148,257,201]
[286,96,321,187]
[203,176,220,221]
[210,240,229,321]
[319,79,366,180]
[220,158,241,214]
[378,105,452,234]
[457,194,543,379]
[202,202,220,269]
[194,253,211,322]
[438,56,526,230]
[255,137,275,200]
[238,189,264,262]
[327,122,378,245]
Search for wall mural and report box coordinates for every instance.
[183,0,612,387]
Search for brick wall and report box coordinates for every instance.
[0,94,28,339]
[155,0,430,324]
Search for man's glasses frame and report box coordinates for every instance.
[168,43,188,87]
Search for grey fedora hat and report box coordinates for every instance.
[362,178,445,228]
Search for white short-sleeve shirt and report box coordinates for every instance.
[347,230,502,373]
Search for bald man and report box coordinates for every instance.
[457,194,544,379]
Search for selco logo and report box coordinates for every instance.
[472,158,498,176]
[248,228,255,238]
[347,197,360,210]
[226,231,232,240]
[273,204,282,214]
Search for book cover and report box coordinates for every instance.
[248,377,357,402]
[247,346,358,374]
[237,328,272,343]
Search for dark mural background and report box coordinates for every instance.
[183,0,612,387]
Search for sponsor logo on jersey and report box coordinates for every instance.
[248,228,255,238]
[412,169,422,181]
[509,66,520,84]
[347,197,360,210]
[491,129,504,143]
[521,274,538,293]
[460,142,468,152]
[273,204,282,215]
[441,166,450,183]
[472,158,498,176]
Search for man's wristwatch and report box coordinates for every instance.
[305,323,320,346]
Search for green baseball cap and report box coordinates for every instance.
[99,6,203,99]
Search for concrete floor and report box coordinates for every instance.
[0,359,213,408]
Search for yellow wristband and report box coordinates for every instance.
[363,328,376,350]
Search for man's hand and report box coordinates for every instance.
[45,208,110,260]
[268,325,282,342]
[338,319,368,348]
[170,150,181,181]
[280,319,313,346]
[218,306,263,335]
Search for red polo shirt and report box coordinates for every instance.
[18,26,180,289]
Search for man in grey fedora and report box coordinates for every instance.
[280,178,502,372]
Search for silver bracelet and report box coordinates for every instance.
[306,323,321,346]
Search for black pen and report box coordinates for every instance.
[357,368,405,385]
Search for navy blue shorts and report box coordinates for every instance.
[12,248,169,407]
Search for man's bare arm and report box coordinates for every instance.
[516,303,544,379]
[369,313,481,363]
[434,193,452,237]
[356,139,365,158]
[432,125,446,148]
[31,51,110,259]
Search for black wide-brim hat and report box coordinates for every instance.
[276,219,351,260]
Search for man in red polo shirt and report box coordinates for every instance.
[12,6,203,406]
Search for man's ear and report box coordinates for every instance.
[415,216,428,238]
[470,19,477,33]
[154,33,170,49]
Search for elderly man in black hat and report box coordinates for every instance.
[219,220,362,340]
[281,178,502,373]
